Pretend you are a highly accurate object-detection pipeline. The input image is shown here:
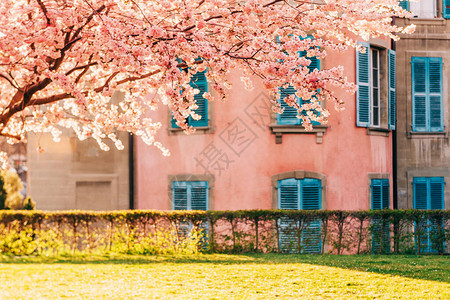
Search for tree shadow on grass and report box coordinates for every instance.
[1,253,448,283]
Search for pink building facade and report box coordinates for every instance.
[135,38,395,213]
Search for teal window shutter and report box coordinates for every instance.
[277,86,300,125]
[300,178,321,253]
[371,179,389,210]
[412,57,427,131]
[171,70,208,128]
[413,177,445,253]
[382,180,389,209]
[278,178,300,209]
[399,1,409,10]
[388,50,396,129]
[428,58,443,132]
[308,56,320,72]
[278,178,300,253]
[371,178,390,253]
[278,177,322,253]
[371,179,382,210]
[429,177,444,210]
[413,177,428,210]
[278,36,321,125]
[356,42,371,127]
[189,71,209,127]
[444,0,450,18]
[173,181,208,210]
[172,181,188,210]
[412,57,443,132]
[300,178,321,210]
[190,181,209,210]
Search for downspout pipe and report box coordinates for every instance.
[128,133,135,210]
[391,38,398,210]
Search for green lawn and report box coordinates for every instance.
[0,254,448,299]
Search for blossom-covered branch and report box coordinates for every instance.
[0,0,413,160]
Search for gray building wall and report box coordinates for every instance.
[395,3,450,209]
[27,130,130,210]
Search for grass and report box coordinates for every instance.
[0,254,448,299]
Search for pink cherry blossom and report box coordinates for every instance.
[0,0,413,167]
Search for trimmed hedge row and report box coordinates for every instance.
[0,209,448,255]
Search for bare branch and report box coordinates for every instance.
[35,0,52,26]
[0,73,20,90]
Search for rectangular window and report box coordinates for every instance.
[171,71,209,128]
[371,179,390,253]
[277,36,321,125]
[371,179,390,210]
[401,1,450,19]
[410,0,437,18]
[278,178,321,253]
[356,43,393,128]
[413,177,445,253]
[411,57,443,132]
[172,181,209,210]
[399,1,409,10]
[445,0,450,18]
[371,49,380,127]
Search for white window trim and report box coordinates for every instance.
[410,0,437,19]
[370,48,381,128]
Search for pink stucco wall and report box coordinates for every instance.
[135,46,393,211]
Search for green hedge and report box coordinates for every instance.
[0,210,448,256]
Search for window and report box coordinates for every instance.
[370,179,390,253]
[445,0,450,18]
[413,177,444,210]
[371,179,390,210]
[277,37,321,125]
[356,42,396,128]
[400,0,450,18]
[171,70,209,128]
[399,0,409,10]
[172,181,209,210]
[410,0,437,18]
[413,177,445,253]
[411,57,443,132]
[277,177,322,253]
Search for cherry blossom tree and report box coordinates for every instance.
[0,0,413,166]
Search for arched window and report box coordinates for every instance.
[272,171,326,253]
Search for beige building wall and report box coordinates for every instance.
[27,130,130,210]
[395,3,450,209]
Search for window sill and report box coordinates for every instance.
[269,124,327,144]
[366,127,390,137]
[407,131,448,139]
[168,126,214,135]
[404,18,446,25]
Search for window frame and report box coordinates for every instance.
[277,177,322,210]
[274,172,325,254]
[371,48,381,128]
[172,181,209,211]
[410,0,437,19]
[370,178,390,210]
[367,173,390,209]
[356,41,392,131]
[411,56,444,133]
[412,176,445,253]
[412,176,445,210]
[276,57,322,126]
[168,174,214,210]
[271,171,327,209]
[169,69,213,134]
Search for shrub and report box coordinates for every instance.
[0,209,448,256]
[0,169,24,209]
